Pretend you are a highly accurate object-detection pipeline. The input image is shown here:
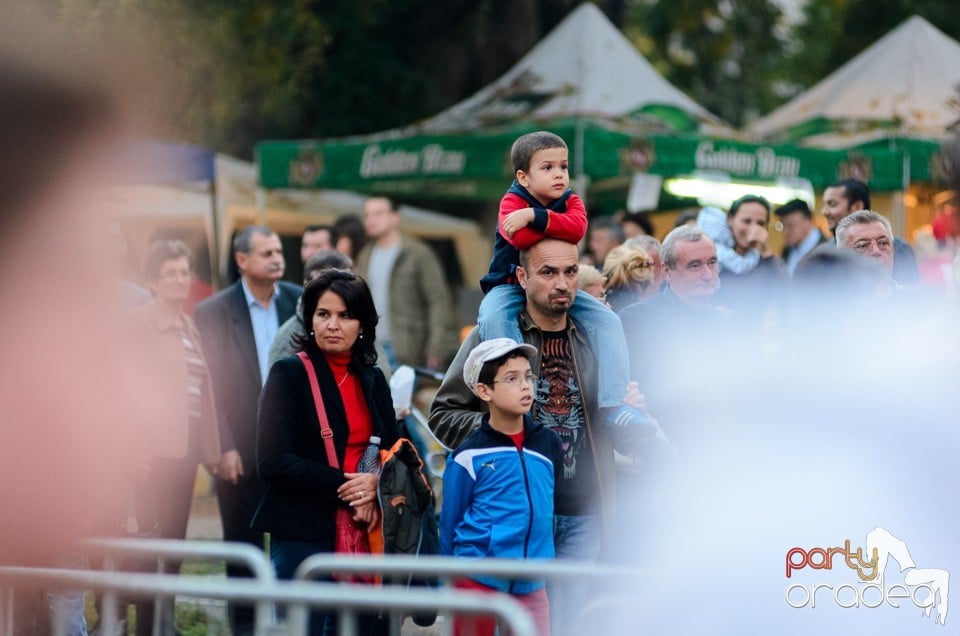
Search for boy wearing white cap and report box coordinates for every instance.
[440,338,563,636]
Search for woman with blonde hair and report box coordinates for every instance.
[577,265,606,301]
[602,243,657,312]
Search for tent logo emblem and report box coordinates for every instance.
[785,526,949,626]
[620,140,655,172]
[839,151,873,183]
[290,150,324,186]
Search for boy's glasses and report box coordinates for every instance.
[491,373,537,388]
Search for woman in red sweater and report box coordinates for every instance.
[254,269,400,635]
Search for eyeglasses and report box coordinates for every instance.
[491,373,537,388]
[851,238,893,253]
[628,261,654,270]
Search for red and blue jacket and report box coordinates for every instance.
[479,180,587,293]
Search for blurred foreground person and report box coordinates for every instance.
[124,240,221,635]
[786,246,889,351]
[0,19,157,636]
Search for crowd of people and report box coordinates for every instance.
[5,37,960,634]
[428,134,960,636]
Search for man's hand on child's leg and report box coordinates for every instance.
[622,381,646,411]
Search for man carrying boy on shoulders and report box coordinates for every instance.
[431,238,656,635]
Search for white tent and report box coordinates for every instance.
[748,15,960,144]
[389,2,728,136]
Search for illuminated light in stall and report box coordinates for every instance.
[664,171,815,209]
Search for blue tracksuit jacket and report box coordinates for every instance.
[440,414,563,593]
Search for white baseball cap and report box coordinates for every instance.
[463,338,537,396]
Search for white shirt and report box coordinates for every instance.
[241,278,280,386]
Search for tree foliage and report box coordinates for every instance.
[47,0,960,155]
[53,0,599,156]
[626,0,787,128]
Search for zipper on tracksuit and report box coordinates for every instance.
[509,441,535,595]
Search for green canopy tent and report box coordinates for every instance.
[257,3,732,209]
[257,3,911,214]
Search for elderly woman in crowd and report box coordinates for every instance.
[253,269,400,635]
[601,243,657,313]
[125,239,222,634]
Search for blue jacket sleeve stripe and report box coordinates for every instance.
[453,446,516,480]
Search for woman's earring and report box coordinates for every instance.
[309,330,315,337]
[358,332,364,340]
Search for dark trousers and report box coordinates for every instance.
[271,537,388,636]
[272,538,333,636]
[216,473,266,636]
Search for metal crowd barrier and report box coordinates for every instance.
[0,539,641,635]
[294,553,640,636]
[81,537,277,634]
[0,566,537,636]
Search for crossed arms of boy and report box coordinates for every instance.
[499,192,588,249]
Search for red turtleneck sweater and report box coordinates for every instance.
[323,351,374,471]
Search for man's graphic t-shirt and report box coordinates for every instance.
[532,330,597,515]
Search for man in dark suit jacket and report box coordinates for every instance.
[775,199,828,275]
[194,225,301,636]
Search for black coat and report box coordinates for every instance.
[194,280,302,467]
[251,349,400,543]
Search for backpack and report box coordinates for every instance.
[372,437,440,626]
[375,437,438,556]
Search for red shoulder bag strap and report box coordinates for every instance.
[297,352,339,470]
